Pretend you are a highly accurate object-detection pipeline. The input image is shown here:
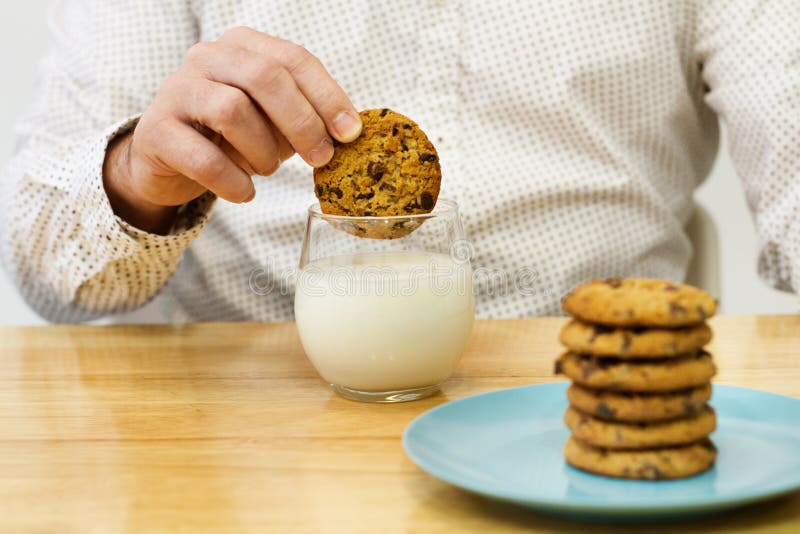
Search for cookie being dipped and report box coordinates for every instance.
[313,108,441,238]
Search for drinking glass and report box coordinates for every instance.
[294,199,474,402]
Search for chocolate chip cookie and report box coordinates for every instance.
[555,351,717,392]
[564,436,717,480]
[558,319,712,358]
[562,278,717,328]
[564,405,716,449]
[566,383,712,422]
[313,108,441,217]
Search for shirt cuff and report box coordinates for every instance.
[60,116,216,297]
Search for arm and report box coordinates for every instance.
[0,0,203,322]
[1,2,361,322]
[696,0,800,294]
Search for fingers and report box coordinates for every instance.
[182,79,281,176]
[141,119,255,203]
[180,28,360,170]
[220,138,256,177]
[269,122,296,163]
[235,31,362,143]
[195,29,361,164]
[189,41,332,167]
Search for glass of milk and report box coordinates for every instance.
[294,199,474,402]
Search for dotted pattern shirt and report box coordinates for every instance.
[1,0,798,323]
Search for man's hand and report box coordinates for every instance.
[103,26,362,234]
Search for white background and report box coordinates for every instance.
[0,1,795,325]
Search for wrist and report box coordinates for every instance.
[103,131,178,235]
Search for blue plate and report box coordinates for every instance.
[403,383,800,520]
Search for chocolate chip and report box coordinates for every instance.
[329,187,343,199]
[638,462,663,480]
[620,333,632,354]
[581,358,600,379]
[379,182,396,192]
[403,202,418,212]
[604,278,622,288]
[380,108,389,117]
[363,211,375,216]
[367,161,385,181]
[355,191,375,200]
[402,123,412,130]
[315,184,324,197]
[392,125,398,136]
[597,402,616,421]
[696,305,707,320]
[401,140,409,151]
[683,398,699,415]
[670,302,687,316]
[554,359,563,375]
[419,152,438,162]
[420,192,434,210]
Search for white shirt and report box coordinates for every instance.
[1,0,798,323]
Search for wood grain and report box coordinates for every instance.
[0,315,797,533]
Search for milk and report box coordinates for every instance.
[294,251,474,391]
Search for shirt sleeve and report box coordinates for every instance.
[0,0,211,323]
[696,0,800,295]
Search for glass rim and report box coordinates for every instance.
[307,197,458,222]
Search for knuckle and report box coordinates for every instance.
[185,41,215,65]
[192,149,227,183]
[244,58,281,90]
[289,110,321,138]
[136,115,168,152]
[311,85,342,112]
[221,25,253,41]
[213,90,248,126]
[285,45,318,74]
[155,73,184,98]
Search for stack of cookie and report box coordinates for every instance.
[556,278,719,480]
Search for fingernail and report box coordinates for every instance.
[241,188,256,203]
[332,111,362,141]
[309,138,334,167]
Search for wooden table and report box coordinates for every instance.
[0,315,798,533]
